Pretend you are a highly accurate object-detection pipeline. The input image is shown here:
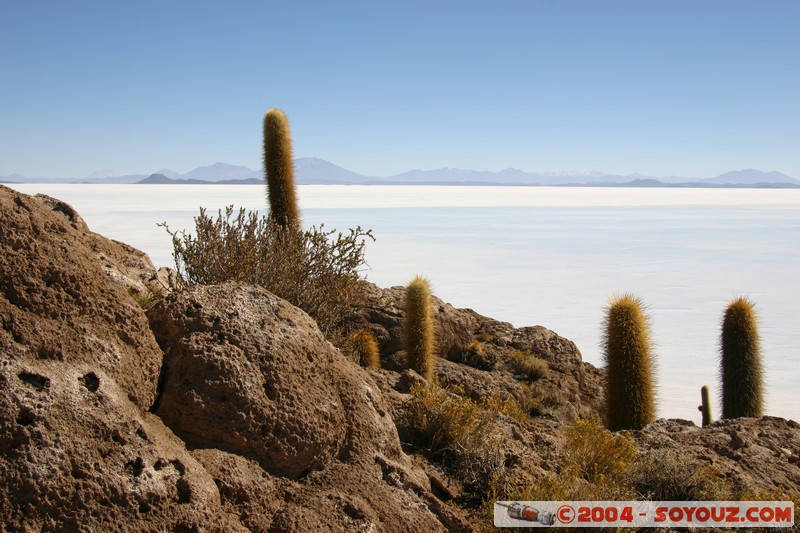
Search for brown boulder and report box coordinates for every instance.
[147,281,470,531]
[0,185,164,410]
[148,282,407,478]
[0,354,246,531]
[0,186,243,530]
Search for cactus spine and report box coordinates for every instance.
[404,276,435,381]
[720,297,763,418]
[699,385,713,427]
[602,294,656,431]
[263,108,301,228]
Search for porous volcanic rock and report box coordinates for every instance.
[357,282,605,422]
[0,185,164,410]
[0,186,244,531]
[147,281,471,530]
[634,417,800,496]
[0,358,247,532]
[147,282,409,477]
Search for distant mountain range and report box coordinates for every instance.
[3,158,799,188]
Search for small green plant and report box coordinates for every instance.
[128,286,163,310]
[347,327,380,369]
[602,293,656,431]
[161,206,373,339]
[720,297,764,418]
[510,349,549,382]
[263,108,301,229]
[699,384,713,427]
[404,276,435,381]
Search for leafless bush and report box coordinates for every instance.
[161,206,373,339]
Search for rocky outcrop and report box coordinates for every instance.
[0,186,165,410]
[357,282,605,421]
[148,283,351,479]
[0,186,469,531]
[634,417,800,495]
[0,358,248,531]
[2,185,797,531]
[0,186,244,531]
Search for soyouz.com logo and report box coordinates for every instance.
[494,501,795,528]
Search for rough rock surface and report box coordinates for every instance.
[634,417,800,495]
[148,282,406,478]
[0,186,243,531]
[0,358,247,532]
[357,282,605,422]
[147,281,472,531]
[0,185,165,410]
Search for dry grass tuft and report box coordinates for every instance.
[407,382,505,498]
[510,350,549,382]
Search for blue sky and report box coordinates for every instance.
[1,0,798,179]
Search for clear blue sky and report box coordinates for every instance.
[1,0,798,179]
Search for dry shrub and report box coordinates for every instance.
[564,418,637,487]
[161,206,373,339]
[737,486,800,525]
[455,340,496,370]
[481,392,529,424]
[510,349,549,382]
[630,449,733,501]
[518,381,544,416]
[408,382,505,498]
[128,286,164,310]
[491,418,637,510]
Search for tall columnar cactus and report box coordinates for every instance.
[720,297,763,419]
[404,276,435,381]
[602,294,656,431]
[699,385,713,427]
[263,108,301,228]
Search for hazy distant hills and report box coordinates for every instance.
[3,158,799,188]
[702,169,799,185]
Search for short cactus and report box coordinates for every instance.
[404,276,435,381]
[720,297,763,418]
[263,108,301,228]
[698,385,713,427]
[602,293,656,431]
[351,327,380,369]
